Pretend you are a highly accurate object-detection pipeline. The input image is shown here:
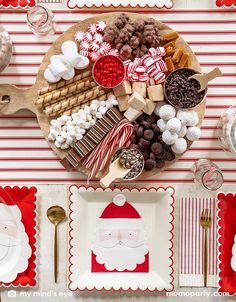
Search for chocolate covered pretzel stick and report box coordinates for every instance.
[38,70,92,96]
[36,76,96,106]
[44,86,105,117]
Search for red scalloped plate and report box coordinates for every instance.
[218,193,236,295]
[0,186,37,287]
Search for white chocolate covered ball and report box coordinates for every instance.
[171,138,187,154]
[157,119,167,132]
[178,124,187,138]
[162,130,178,145]
[177,110,199,127]
[186,127,201,141]
[159,105,176,121]
[154,102,166,116]
[166,117,182,133]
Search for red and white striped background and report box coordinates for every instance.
[0,7,236,184]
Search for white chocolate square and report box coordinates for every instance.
[147,84,164,102]
[132,82,147,98]
[124,107,142,122]
[143,98,156,115]
[128,91,146,111]
[113,81,132,96]
[117,95,130,112]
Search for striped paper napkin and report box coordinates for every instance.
[179,197,218,287]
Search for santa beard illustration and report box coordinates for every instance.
[92,219,149,272]
[0,204,31,283]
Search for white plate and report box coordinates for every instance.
[68,185,175,292]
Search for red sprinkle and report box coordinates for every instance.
[93,55,125,88]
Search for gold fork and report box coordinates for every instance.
[200,208,212,287]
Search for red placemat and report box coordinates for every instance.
[218,193,236,295]
[0,186,37,287]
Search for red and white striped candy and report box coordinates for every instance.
[142,55,155,68]
[108,49,119,56]
[90,41,100,51]
[141,54,150,64]
[131,73,139,81]
[156,47,166,57]
[148,47,158,57]
[135,66,146,74]
[88,23,97,35]
[133,57,141,66]
[89,51,100,62]
[101,42,111,52]
[96,20,106,33]
[156,60,168,72]
[83,32,93,42]
[123,59,132,67]
[154,72,166,84]
[147,65,159,77]
[97,47,108,56]
[138,73,149,81]
[74,30,85,42]
[80,40,90,51]
[79,50,89,57]
[127,62,136,74]
[154,56,162,63]
[93,33,103,44]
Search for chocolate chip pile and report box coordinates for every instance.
[103,13,163,60]
[130,114,176,171]
[165,68,206,109]
[113,148,144,179]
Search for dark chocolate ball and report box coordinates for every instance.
[140,120,151,129]
[143,129,154,141]
[149,152,156,161]
[151,142,162,155]
[130,143,139,150]
[136,126,144,137]
[156,159,165,169]
[156,149,166,159]
[138,138,150,149]
[151,123,160,134]
[165,151,176,161]
[131,134,137,144]
[145,159,156,170]
[141,150,150,160]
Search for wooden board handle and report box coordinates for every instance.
[0,84,38,115]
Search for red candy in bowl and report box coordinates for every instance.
[93,55,125,88]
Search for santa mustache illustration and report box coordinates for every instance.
[0,203,31,283]
[92,194,149,272]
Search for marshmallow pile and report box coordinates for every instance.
[44,41,89,83]
[75,21,118,62]
[155,104,201,154]
[123,47,167,84]
[48,95,118,149]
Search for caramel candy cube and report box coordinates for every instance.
[128,91,146,111]
[165,46,174,57]
[172,47,184,64]
[147,85,164,102]
[164,41,175,49]
[117,95,130,112]
[132,82,147,98]
[143,98,155,115]
[124,107,142,122]
[164,31,179,41]
[165,57,175,72]
[113,80,132,96]
[178,53,190,68]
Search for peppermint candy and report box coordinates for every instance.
[96,20,106,32]
[154,72,166,84]
[89,51,101,62]
[79,50,89,57]
[87,23,97,35]
[83,32,93,42]
[90,41,100,51]
[93,33,103,44]
[156,60,168,72]
[98,47,108,56]
[108,49,119,56]
[74,30,85,42]
[101,42,111,53]
[80,40,90,51]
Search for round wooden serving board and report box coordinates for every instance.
[0,13,206,179]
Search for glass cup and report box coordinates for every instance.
[27,6,55,36]
[0,25,12,72]
[218,105,236,157]
[192,159,224,191]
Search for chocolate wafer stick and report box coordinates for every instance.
[38,70,92,96]
[44,86,105,117]
[36,76,96,106]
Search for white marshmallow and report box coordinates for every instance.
[166,118,182,133]
[86,114,92,121]
[74,56,90,70]
[171,138,187,154]
[84,122,91,129]
[49,129,59,140]
[61,41,78,56]
[108,94,116,100]
[96,112,103,119]
[56,136,65,144]
[76,134,83,141]
[48,134,55,142]
[162,130,178,145]
[66,137,74,146]
[60,131,67,139]
[99,101,106,107]
[84,106,90,114]
[77,128,86,135]
[91,99,99,106]
[157,119,167,132]
[178,124,187,138]
[105,99,114,109]
[61,143,69,150]
[69,130,76,139]
[89,119,96,127]
[98,106,107,115]
[55,141,61,148]
[61,67,75,81]
[48,57,68,77]
[111,99,118,106]
[90,103,98,111]
[159,105,176,121]
[186,127,201,141]
[44,68,61,83]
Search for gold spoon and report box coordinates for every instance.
[47,205,66,283]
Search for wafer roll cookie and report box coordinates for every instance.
[56,90,107,116]
[36,77,95,106]
[37,70,92,96]
[45,86,104,116]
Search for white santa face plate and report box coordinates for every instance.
[68,185,174,292]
